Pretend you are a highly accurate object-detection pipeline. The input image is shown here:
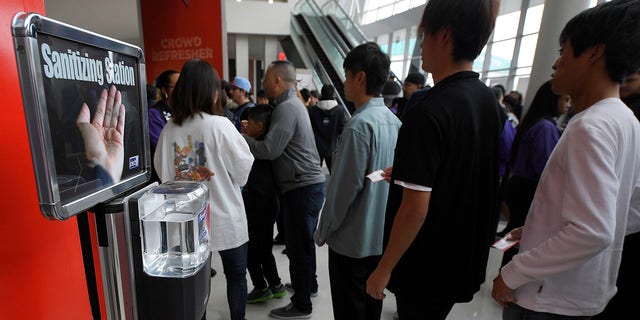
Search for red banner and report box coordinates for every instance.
[140,0,225,83]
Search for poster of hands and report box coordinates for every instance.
[38,33,145,204]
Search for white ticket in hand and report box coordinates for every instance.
[366,169,386,182]
[492,236,520,251]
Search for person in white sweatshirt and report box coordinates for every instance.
[154,59,254,320]
[492,1,640,318]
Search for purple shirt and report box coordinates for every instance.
[510,118,560,181]
[149,100,171,150]
[500,120,516,177]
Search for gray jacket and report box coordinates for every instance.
[244,88,325,193]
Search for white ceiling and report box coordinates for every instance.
[44,0,142,47]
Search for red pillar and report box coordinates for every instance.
[140,0,226,83]
[0,1,92,319]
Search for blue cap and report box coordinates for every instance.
[231,76,251,92]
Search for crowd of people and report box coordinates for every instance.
[138,0,640,319]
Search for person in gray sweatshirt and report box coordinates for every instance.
[244,60,325,319]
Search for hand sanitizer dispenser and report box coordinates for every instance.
[138,180,211,278]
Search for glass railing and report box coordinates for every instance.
[295,0,347,81]
[320,0,368,46]
[289,16,325,90]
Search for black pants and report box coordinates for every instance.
[328,248,382,320]
[593,232,640,319]
[246,204,281,289]
[282,183,325,313]
[503,176,538,234]
[395,291,454,320]
[502,176,538,266]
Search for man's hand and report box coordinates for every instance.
[506,227,523,241]
[492,273,517,307]
[76,85,126,183]
[382,166,393,183]
[366,267,390,300]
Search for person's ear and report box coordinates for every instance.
[439,27,452,47]
[357,70,366,85]
[587,44,606,64]
[257,121,265,132]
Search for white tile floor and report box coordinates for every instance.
[206,165,505,319]
[205,232,505,320]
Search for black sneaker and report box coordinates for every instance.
[284,282,318,297]
[270,283,287,298]
[247,287,273,304]
[269,303,311,319]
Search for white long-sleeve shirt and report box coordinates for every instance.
[154,114,254,251]
[501,98,640,316]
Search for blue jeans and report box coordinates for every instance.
[219,242,248,320]
[503,303,592,320]
[282,183,325,313]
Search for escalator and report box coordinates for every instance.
[325,15,355,51]
[282,0,360,114]
[283,0,403,114]
[293,14,347,109]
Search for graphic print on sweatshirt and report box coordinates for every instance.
[173,135,215,181]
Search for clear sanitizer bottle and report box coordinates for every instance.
[138,180,210,278]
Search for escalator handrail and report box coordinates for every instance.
[290,15,350,116]
[325,15,355,51]
[296,14,346,84]
[286,22,325,91]
[302,0,351,58]
[320,0,369,44]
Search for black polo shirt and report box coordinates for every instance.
[385,71,502,303]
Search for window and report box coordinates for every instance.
[360,0,426,25]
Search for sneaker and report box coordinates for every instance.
[270,283,287,298]
[284,282,318,297]
[247,287,273,304]
[269,303,311,319]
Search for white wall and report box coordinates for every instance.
[225,0,300,35]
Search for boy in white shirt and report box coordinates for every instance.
[492,1,640,318]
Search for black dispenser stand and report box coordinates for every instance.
[93,183,211,320]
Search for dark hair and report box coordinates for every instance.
[146,84,159,106]
[300,88,311,102]
[310,90,319,98]
[343,42,390,96]
[559,0,640,83]
[219,81,229,109]
[320,84,335,100]
[155,69,179,90]
[170,59,222,125]
[404,72,426,86]
[510,81,560,163]
[248,104,274,134]
[421,0,498,62]
[509,90,523,105]
[491,86,504,101]
[502,95,518,114]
